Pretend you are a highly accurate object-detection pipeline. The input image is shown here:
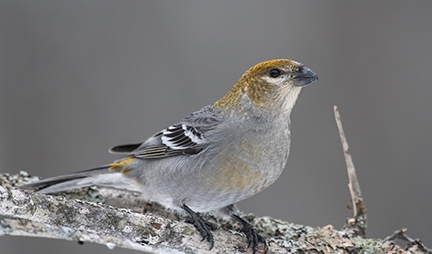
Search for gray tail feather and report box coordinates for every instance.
[20,165,113,194]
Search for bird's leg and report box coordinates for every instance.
[181,204,217,250]
[231,214,267,254]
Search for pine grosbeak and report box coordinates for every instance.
[22,59,317,253]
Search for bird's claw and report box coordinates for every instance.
[240,223,267,253]
[232,214,267,254]
[183,205,217,250]
[185,215,217,248]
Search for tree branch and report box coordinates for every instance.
[0,106,429,253]
[0,172,426,253]
[334,105,367,237]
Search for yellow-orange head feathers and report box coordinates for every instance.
[213,59,317,114]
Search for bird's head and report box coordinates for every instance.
[213,59,318,116]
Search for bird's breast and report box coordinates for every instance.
[206,124,290,196]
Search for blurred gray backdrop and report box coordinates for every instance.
[1,1,431,253]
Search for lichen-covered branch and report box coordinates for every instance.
[0,172,427,253]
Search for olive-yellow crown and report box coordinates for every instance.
[213,59,317,113]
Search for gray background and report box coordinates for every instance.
[1,1,431,253]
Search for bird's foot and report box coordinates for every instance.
[232,214,267,254]
[182,204,217,249]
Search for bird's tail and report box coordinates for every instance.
[20,164,140,194]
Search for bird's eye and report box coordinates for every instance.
[269,68,281,78]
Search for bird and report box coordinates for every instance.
[21,59,318,253]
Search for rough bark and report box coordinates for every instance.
[0,172,428,254]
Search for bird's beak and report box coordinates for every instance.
[293,66,318,87]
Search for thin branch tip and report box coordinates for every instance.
[333,106,367,238]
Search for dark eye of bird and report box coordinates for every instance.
[269,68,281,78]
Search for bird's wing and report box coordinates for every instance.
[109,105,223,159]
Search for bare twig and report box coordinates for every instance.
[334,105,367,237]
[384,228,415,243]
[384,228,432,253]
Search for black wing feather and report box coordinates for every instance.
[110,106,223,159]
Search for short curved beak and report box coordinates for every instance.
[293,66,318,87]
